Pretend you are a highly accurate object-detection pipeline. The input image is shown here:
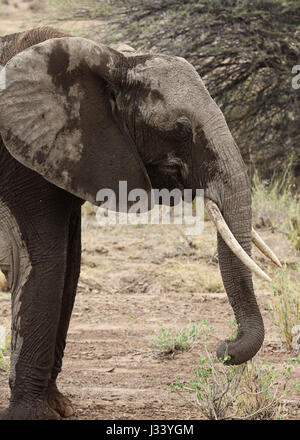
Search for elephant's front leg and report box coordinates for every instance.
[46,208,82,418]
[0,197,73,420]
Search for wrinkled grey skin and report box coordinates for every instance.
[0,27,264,420]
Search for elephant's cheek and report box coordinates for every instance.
[0,197,32,388]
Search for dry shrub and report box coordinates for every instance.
[171,347,297,420]
[269,266,300,351]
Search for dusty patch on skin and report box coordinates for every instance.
[0,198,32,388]
[0,39,86,188]
[0,36,126,190]
[56,37,119,81]
[64,38,101,73]
[68,84,84,120]
[47,129,83,187]
[0,45,68,158]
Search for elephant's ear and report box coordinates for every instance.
[0,37,151,209]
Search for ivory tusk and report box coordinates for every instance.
[205,199,272,283]
[252,227,282,268]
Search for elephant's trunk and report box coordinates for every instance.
[214,186,265,365]
[194,99,265,365]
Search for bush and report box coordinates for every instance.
[170,347,299,419]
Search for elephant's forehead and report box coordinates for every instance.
[133,55,199,87]
[131,55,203,115]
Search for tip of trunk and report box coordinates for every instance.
[216,323,265,365]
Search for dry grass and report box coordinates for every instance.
[268,265,300,351]
[252,160,300,250]
[252,164,300,351]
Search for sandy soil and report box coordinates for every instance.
[0,0,299,420]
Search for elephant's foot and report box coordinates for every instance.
[0,400,60,420]
[46,383,74,418]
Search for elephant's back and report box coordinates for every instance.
[0,27,68,66]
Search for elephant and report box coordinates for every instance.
[0,26,281,420]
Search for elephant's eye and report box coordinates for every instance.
[109,88,118,113]
[175,117,193,141]
[110,89,117,103]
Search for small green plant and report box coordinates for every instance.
[151,321,213,357]
[170,347,297,420]
[268,265,300,351]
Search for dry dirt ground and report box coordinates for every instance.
[0,0,299,420]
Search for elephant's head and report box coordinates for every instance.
[0,33,280,364]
